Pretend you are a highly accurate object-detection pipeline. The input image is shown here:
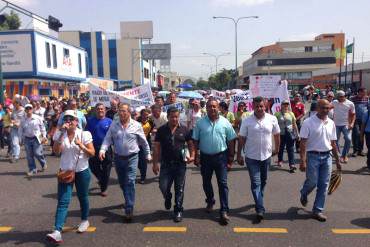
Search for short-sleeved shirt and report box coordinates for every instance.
[222,112,235,124]
[155,123,191,164]
[187,109,204,129]
[351,95,369,120]
[290,101,305,121]
[275,111,296,135]
[300,114,337,152]
[332,99,355,126]
[361,110,370,133]
[239,113,280,161]
[192,115,237,155]
[151,112,168,129]
[85,116,112,148]
[53,129,93,172]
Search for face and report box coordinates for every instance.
[168,111,180,126]
[282,103,289,110]
[206,100,219,119]
[327,95,334,102]
[169,94,176,103]
[359,90,366,97]
[111,101,118,111]
[63,116,78,130]
[118,105,131,122]
[338,95,346,102]
[141,111,149,122]
[317,100,330,116]
[294,95,300,102]
[25,107,33,115]
[96,105,106,119]
[69,101,77,110]
[253,101,266,115]
[238,104,245,112]
[152,107,161,118]
[155,98,164,107]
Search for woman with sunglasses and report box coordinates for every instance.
[46,110,95,244]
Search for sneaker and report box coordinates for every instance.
[41,164,48,172]
[300,196,308,207]
[138,179,145,184]
[27,169,37,176]
[46,230,63,244]
[256,212,264,222]
[174,212,183,223]
[205,202,214,213]
[358,152,366,157]
[77,220,90,233]
[312,212,327,222]
[125,212,133,222]
[219,212,230,225]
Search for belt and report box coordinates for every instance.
[200,150,227,157]
[115,152,138,160]
[307,150,331,155]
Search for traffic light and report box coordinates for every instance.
[48,15,63,32]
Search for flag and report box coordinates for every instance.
[346,43,354,53]
[335,48,346,59]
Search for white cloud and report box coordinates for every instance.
[211,0,274,7]
[285,32,318,41]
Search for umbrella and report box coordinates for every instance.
[178,91,204,100]
[177,83,193,89]
[328,170,342,195]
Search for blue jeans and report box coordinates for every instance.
[352,119,364,153]
[10,128,20,159]
[54,168,91,231]
[24,137,46,171]
[300,152,332,213]
[278,134,295,166]
[159,162,186,213]
[138,147,147,180]
[200,151,229,213]
[246,157,271,214]
[336,126,351,157]
[114,153,138,214]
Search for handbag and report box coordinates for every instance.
[57,131,82,183]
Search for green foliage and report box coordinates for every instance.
[208,69,234,90]
[0,11,21,31]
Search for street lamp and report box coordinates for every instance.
[202,52,230,73]
[213,15,258,89]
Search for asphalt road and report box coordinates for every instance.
[1,145,370,247]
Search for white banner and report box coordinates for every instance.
[211,90,225,100]
[162,102,184,113]
[89,83,153,108]
[117,83,154,103]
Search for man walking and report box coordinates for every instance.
[299,99,341,222]
[86,103,113,197]
[99,103,151,221]
[237,97,280,222]
[192,99,237,225]
[19,104,48,176]
[153,107,195,222]
[10,100,25,163]
[332,90,355,163]
[350,88,368,157]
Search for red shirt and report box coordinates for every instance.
[291,101,305,120]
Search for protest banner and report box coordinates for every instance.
[163,102,184,112]
[228,90,252,113]
[210,89,225,100]
[117,83,154,103]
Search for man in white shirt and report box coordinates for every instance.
[150,104,168,129]
[299,99,341,222]
[237,96,280,222]
[19,104,48,176]
[332,90,355,163]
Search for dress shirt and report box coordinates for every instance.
[300,114,337,152]
[192,115,236,155]
[239,113,280,161]
[19,114,46,141]
[100,118,151,158]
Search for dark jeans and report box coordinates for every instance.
[138,147,148,180]
[89,146,112,192]
[0,123,4,149]
[352,119,364,153]
[278,134,295,166]
[295,120,302,152]
[365,133,370,168]
[200,151,229,213]
[246,157,271,214]
[159,161,186,213]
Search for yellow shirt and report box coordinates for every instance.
[3,113,11,128]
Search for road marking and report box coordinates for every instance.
[62,226,96,232]
[143,227,187,232]
[0,227,12,232]
[234,228,288,233]
[332,229,370,234]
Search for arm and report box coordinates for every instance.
[237,136,246,166]
[152,142,161,175]
[99,124,114,160]
[52,130,65,155]
[186,139,195,163]
[273,134,280,156]
[76,139,95,157]
[227,139,235,168]
[137,125,151,160]
[193,140,200,167]
[348,111,356,129]
[330,140,341,171]
[299,138,307,172]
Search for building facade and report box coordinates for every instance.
[59,30,158,87]
[0,29,87,98]
[241,33,344,89]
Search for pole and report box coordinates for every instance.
[233,20,237,89]
[344,40,348,90]
[0,53,3,104]
[351,37,355,87]
[338,41,342,87]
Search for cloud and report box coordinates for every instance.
[211,0,274,7]
[285,32,318,41]
[9,0,39,7]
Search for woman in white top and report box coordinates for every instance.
[46,110,95,244]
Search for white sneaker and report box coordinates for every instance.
[77,220,90,233]
[41,164,48,172]
[26,169,37,176]
[46,230,63,243]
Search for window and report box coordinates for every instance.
[144,68,149,79]
[78,53,82,73]
[305,46,313,52]
[63,48,70,58]
[45,42,51,68]
[52,44,57,68]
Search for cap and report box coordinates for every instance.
[25,104,33,109]
[225,90,231,94]
[337,90,345,97]
[281,100,290,104]
[64,110,78,119]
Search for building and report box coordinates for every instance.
[59,27,158,87]
[0,29,87,98]
[241,33,344,89]
[312,61,370,91]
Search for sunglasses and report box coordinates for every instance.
[25,107,33,110]
[63,116,75,122]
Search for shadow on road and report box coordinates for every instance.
[351,217,370,229]
[0,230,54,247]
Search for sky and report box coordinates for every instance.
[6,0,370,79]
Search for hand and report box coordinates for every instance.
[99,152,105,161]
[227,162,233,169]
[348,124,354,130]
[299,161,306,172]
[75,137,82,147]
[152,163,160,175]
[185,156,194,164]
[146,156,152,163]
[336,161,342,171]
[41,137,48,144]
[272,150,278,156]
[194,156,200,167]
[61,123,70,131]
[237,155,244,166]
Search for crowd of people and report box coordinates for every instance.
[0,85,369,244]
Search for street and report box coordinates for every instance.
[0,146,370,247]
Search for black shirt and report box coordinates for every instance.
[155,123,191,164]
[106,109,117,120]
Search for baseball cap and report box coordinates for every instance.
[281,100,290,105]
[25,104,33,109]
[225,90,231,94]
[337,90,345,97]
[64,110,78,119]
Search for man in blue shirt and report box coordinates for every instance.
[192,99,237,225]
[351,88,369,157]
[86,103,113,197]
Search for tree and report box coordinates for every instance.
[0,11,21,31]
[208,69,233,90]
[195,79,209,90]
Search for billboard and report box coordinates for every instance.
[141,43,171,60]
[0,33,33,73]
[120,21,153,39]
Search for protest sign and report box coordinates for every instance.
[210,90,225,100]
[228,90,252,113]
[117,83,154,103]
[163,102,184,112]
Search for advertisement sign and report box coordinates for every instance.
[0,33,33,72]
